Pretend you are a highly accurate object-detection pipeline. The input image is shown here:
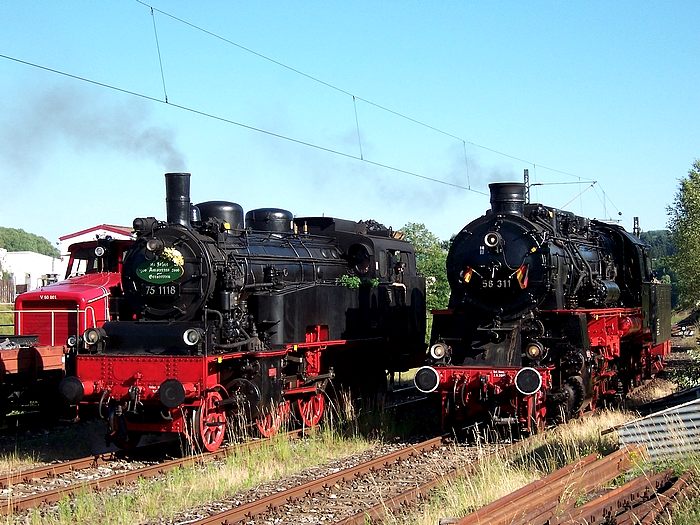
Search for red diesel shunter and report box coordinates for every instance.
[1,237,132,415]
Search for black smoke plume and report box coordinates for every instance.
[0,83,186,172]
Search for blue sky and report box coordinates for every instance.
[1,1,698,245]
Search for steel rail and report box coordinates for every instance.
[0,429,304,515]
[638,471,692,525]
[458,445,644,525]
[191,435,447,525]
[335,434,536,525]
[0,439,173,489]
[605,471,691,525]
[0,453,116,489]
[511,445,648,525]
[456,454,598,525]
[549,469,674,525]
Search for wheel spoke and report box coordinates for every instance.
[256,401,289,437]
[296,393,325,427]
[193,390,226,452]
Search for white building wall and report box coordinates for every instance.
[1,251,61,292]
[0,225,132,300]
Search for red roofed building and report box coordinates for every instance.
[58,224,133,258]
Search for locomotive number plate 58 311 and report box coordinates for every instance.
[141,284,180,297]
[481,279,512,288]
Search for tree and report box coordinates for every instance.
[0,227,59,258]
[667,159,700,307]
[640,229,679,306]
[400,223,450,311]
[639,230,676,260]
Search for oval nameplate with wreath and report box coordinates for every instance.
[136,247,184,284]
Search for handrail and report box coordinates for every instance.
[11,308,85,346]
[84,305,98,329]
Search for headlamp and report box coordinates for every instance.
[146,238,165,255]
[429,342,449,360]
[525,341,545,359]
[183,328,202,346]
[83,327,106,346]
[484,231,502,248]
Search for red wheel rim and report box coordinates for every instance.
[256,401,289,438]
[296,393,325,427]
[194,390,226,452]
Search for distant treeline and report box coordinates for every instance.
[0,227,59,258]
[640,229,678,306]
[640,229,676,260]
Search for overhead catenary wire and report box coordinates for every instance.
[352,96,364,161]
[560,182,597,209]
[2,2,624,218]
[0,53,483,194]
[462,141,471,189]
[134,0,625,218]
[134,0,599,185]
[149,6,169,103]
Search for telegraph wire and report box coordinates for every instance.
[0,53,482,194]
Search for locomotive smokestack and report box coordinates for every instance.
[489,182,526,216]
[165,172,191,226]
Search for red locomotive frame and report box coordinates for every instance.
[74,326,342,450]
[425,306,670,435]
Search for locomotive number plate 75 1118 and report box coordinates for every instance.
[141,284,180,297]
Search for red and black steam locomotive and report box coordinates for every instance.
[60,173,426,451]
[414,182,671,435]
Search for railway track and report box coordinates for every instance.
[453,444,693,525]
[0,384,428,519]
[0,430,306,516]
[6,408,686,524]
[181,417,690,525]
[184,435,492,525]
[0,417,584,522]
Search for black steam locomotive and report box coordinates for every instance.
[60,173,425,451]
[415,182,671,434]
